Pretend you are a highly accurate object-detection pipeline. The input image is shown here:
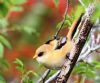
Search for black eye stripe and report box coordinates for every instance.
[45,40,53,44]
[38,52,44,57]
[45,37,60,44]
[55,37,67,49]
[55,41,66,49]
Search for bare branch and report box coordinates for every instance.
[78,45,100,62]
[20,71,36,83]
[78,0,86,9]
[45,70,61,83]
[54,0,69,38]
[79,17,100,60]
[37,69,50,83]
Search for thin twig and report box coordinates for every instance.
[20,71,36,83]
[54,0,69,38]
[45,70,61,83]
[92,45,100,51]
[78,45,100,62]
[37,69,50,83]
[78,0,86,9]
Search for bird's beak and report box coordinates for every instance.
[33,55,37,59]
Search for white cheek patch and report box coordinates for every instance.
[36,53,47,64]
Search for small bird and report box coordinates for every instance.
[33,14,83,69]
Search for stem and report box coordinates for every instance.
[45,70,61,83]
[54,0,69,38]
[37,69,50,83]
[80,75,86,83]
[20,70,38,83]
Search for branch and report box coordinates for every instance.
[37,69,50,83]
[54,0,69,38]
[78,0,86,9]
[45,70,60,83]
[78,45,100,62]
[78,18,100,61]
[20,70,37,83]
[56,3,95,83]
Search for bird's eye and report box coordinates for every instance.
[38,52,44,57]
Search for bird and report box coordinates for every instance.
[33,14,83,69]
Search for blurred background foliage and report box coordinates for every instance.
[0,0,100,83]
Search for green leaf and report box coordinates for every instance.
[65,14,74,22]
[64,20,72,26]
[56,21,63,29]
[0,35,11,49]
[74,62,96,78]
[0,75,6,83]
[16,66,24,73]
[56,20,71,29]
[0,43,4,58]
[14,58,25,73]
[48,70,57,77]
[22,26,37,35]
[11,6,23,12]
[2,0,11,8]
[85,68,96,78]
[27,71,39,77]
[33,72,39,77]
[14,58,24,68]
[10,0,27,5]
[0,59,10,70]
[0,3,8,17]
[92,3,100,21]
[74,5,85,19]
[53,0,59,7]
[56,14,73,29]
[74,63,86,74]
[82,0,94,7]
[92,61,100,69]
[0,19,8,28]
[92,61,100,65]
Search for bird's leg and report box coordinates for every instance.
[66,53,73,61]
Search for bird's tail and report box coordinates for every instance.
[67,13,84,40]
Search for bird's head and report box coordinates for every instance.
[33,39,58,63]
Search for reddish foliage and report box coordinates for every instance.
[58,0,67,15]
[85,80,94,83]
[19,44,35,58]
[5,44,35,63]
[9,12,23,18]
[4,45,35,78]
[72,75,94,83]
[9,0,36,20]
[23,0,36,6]
[11,65,22,77]
[43,0,55,9]
[43,0,67,15]
[5,48,19,62]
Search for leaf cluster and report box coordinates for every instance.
[74,60,100,79]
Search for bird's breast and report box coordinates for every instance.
[37,50,68,69]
